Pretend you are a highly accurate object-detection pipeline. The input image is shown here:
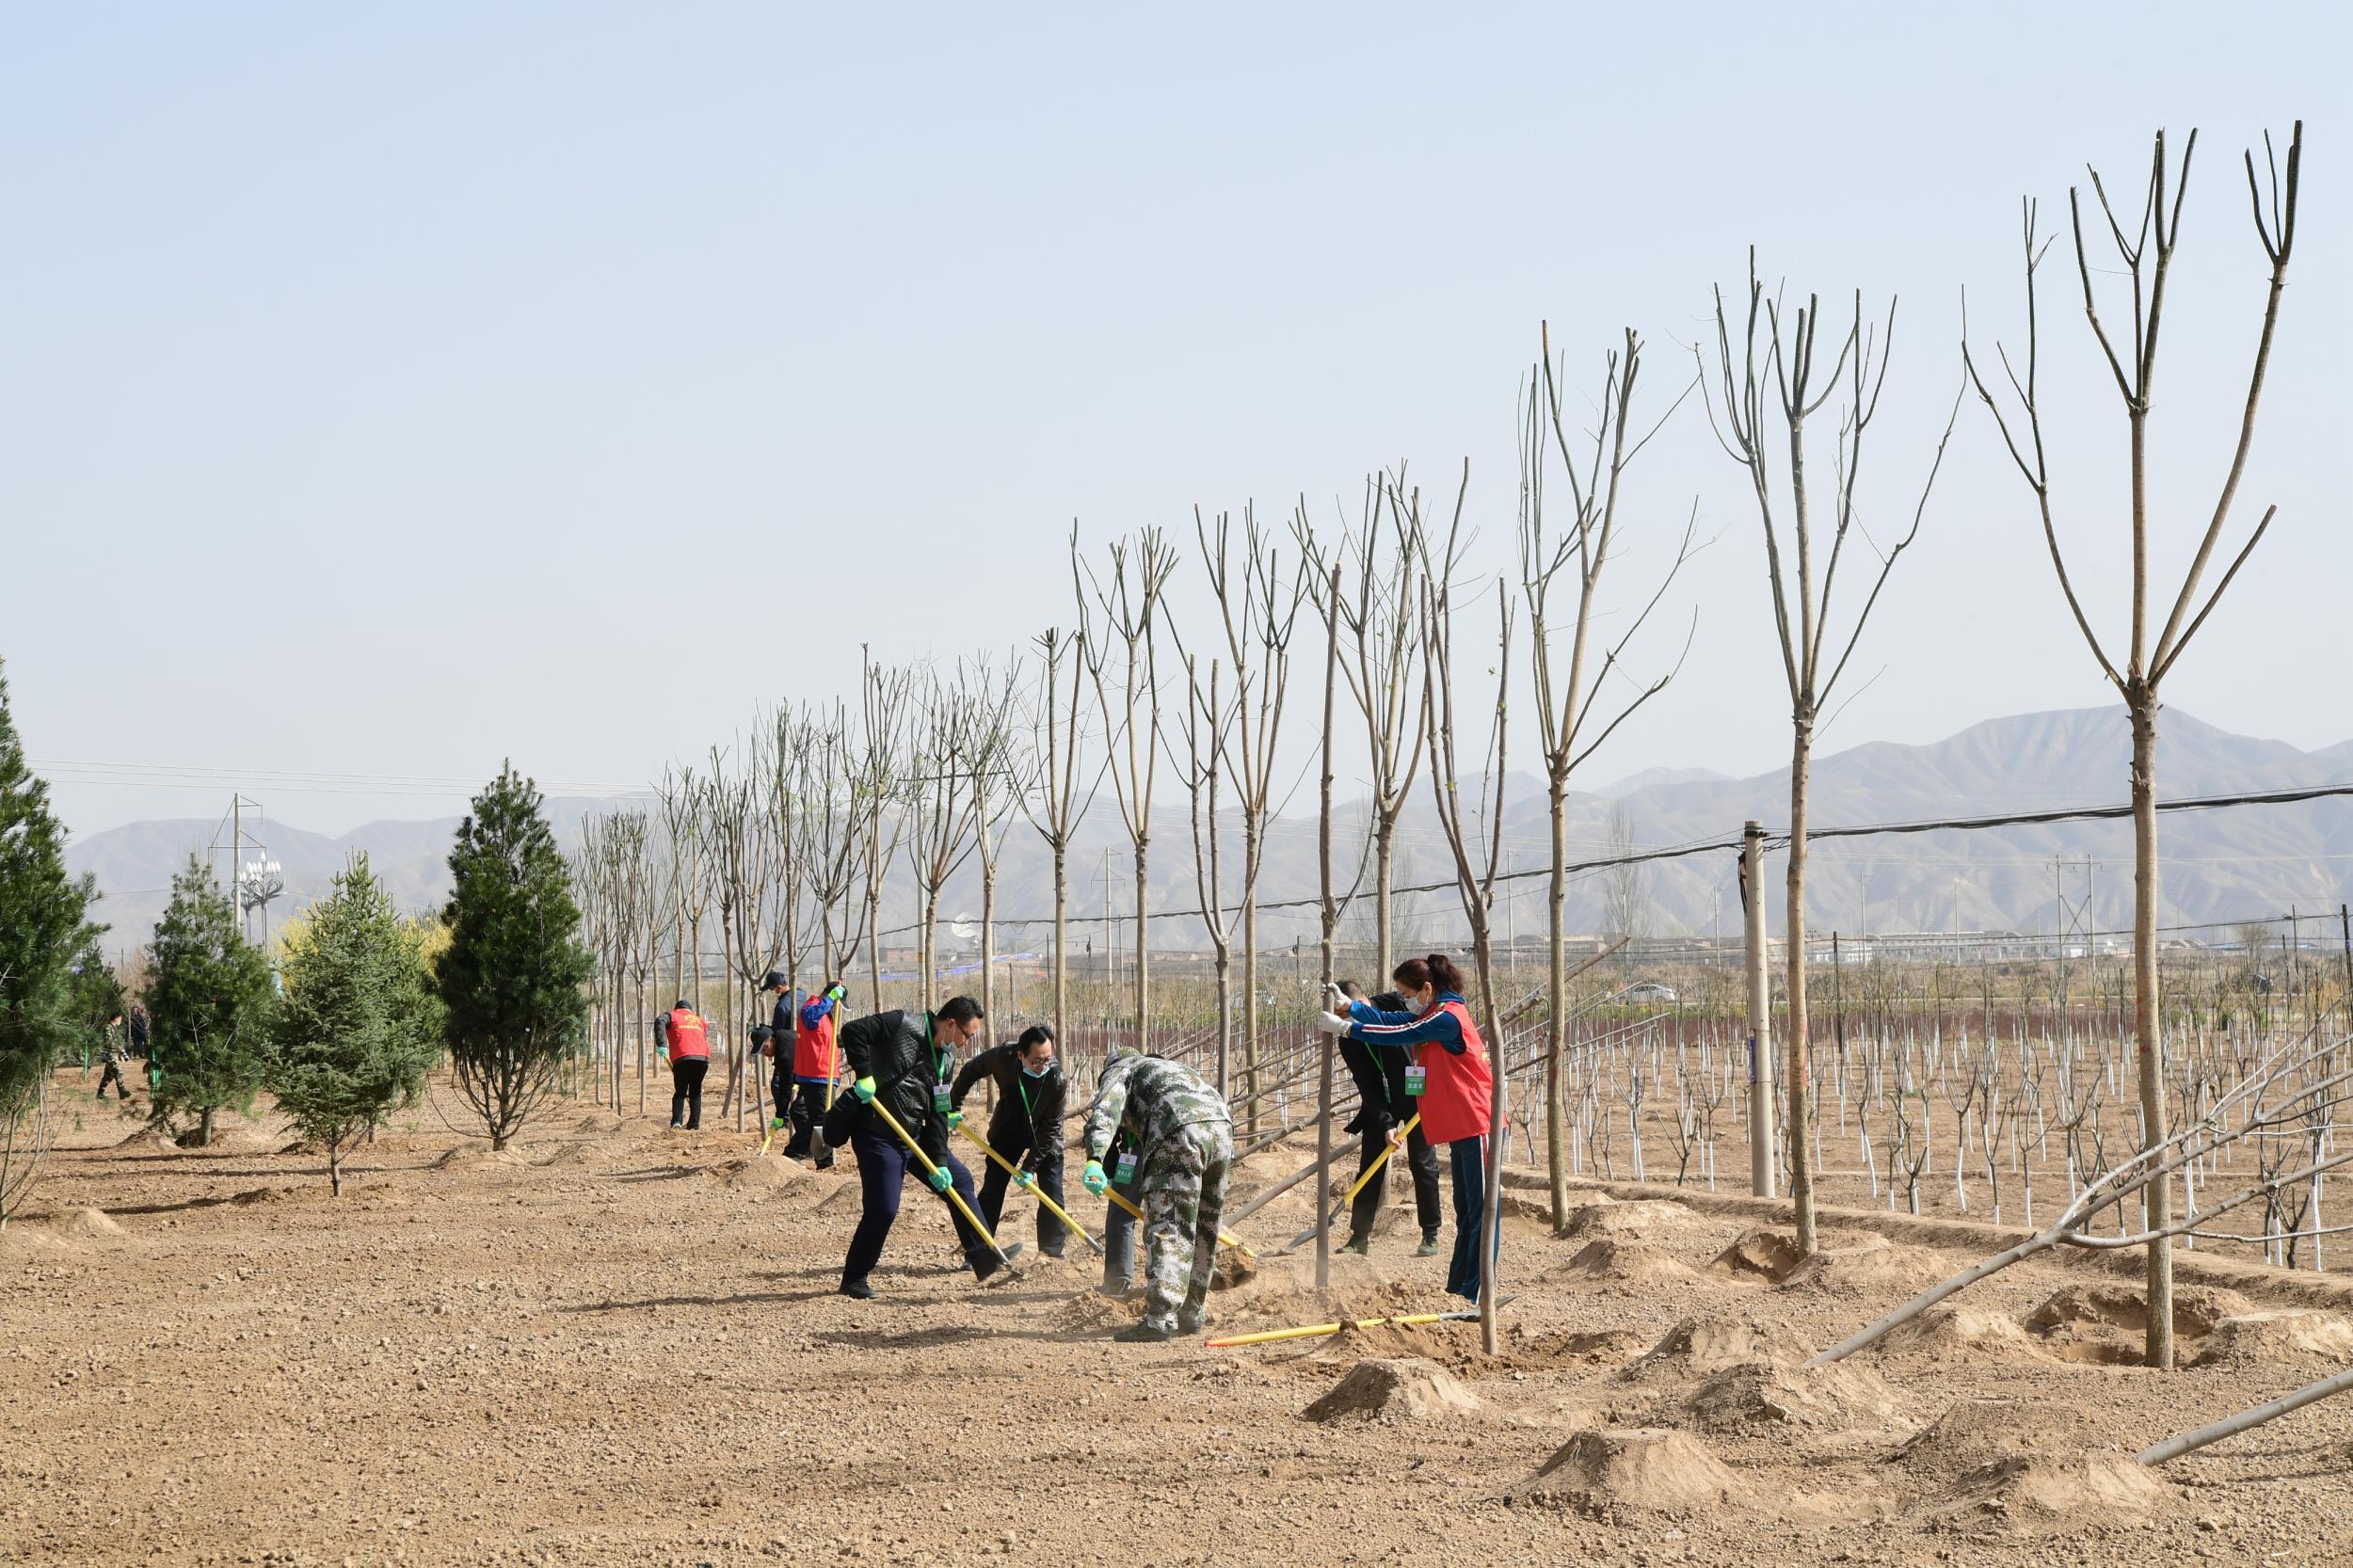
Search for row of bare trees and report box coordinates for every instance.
[562,120,2305,1369]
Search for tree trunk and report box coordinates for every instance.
[1241,890,1259,1139]
[1132,843,1151,1055]
[1473,921,1503,1356]
[1546,778,1570,1228]
[981,862,997,1031]
[2132,687,2174,1368]
[1051,845,1067,1051]
[328,1139,342,1198]
[1787,717,1817,1256]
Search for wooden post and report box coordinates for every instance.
[1744,821,1777,1198]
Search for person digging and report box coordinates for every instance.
[1080,1052,1233,1343]
[1332,980,1444,1258]
[836,995,1020,1298]
[952,1023,1069,1259]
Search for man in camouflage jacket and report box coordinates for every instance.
[1081,1053,1233,1342]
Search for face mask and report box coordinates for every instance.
[1021,1062,1051,1080]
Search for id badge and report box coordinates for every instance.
[933,1081,952,1113]
[1114,1151,1139,1185]
[1403,1064,1428,1096]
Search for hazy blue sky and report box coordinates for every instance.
[4,2,2345,839]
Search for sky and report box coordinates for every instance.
[3,1,2347,840]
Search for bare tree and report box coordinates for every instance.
[1078,528,1179,1054]
[1171,650,1241,1091]
[1524,327,1697,1226]
[1413,471,1510,1353]
[904,669,986,1001]
[1963,121,2302,1368]
[1700,253,1961,1256]
[1016,621,1100,1052]
[1320,472,1434,987]
[856,654,913,1011]
[965,657,1023,1032]
[1191,505,1304,1118]
[1602,802,1650,976]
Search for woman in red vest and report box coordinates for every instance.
[658,1001,712,1130]
[1316,953,1497,1303]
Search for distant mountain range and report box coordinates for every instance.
[64,707,2353,958]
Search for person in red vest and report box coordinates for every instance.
[1316,953,1497,1304]
[658,1000,712,1130]
[784,978,848,1167]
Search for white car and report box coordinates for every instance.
[1625,982,1678,1004]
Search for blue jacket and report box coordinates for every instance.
[1345,991,1472,1054]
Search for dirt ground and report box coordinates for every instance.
[8,1070,2353,1568]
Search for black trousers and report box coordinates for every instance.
[973,1105,1067,1255]
[1347,1114,1443,1243]
[668,1058,708,1128]
[783,1080,835,1168]
[841,1128,987,1285]
[1102,1191,1138,1293]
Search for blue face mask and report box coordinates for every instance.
[1021,1061,1051,1080]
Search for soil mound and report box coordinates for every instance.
[2026,1281,2249,1337]
[536,1141,605,1169]
[1893,1396,2106,1483]
[1303,1357,1481,1423]
[114,1128,174,1152]
[1557,1199,1699,1241]
[1625,1315,1817,1384]
[1712,1228,1802,1280]
[712,1158,802,1192]
[1938,1451,2168,1528]
[431,1145,531,1171]
[1314,1318,1476,1368]
[1508,1325,1646,1368]
[2192,1311,2353,1368]
[1674,1359,1902,1434]
[1555,1237,1702,1287]
[1775,1240,1950,1298]
[1517,1428,1750,1519]
[64,1208,126,1239]
[229,1185,317,1206]
[809,1178,869,1216]
[1871,1304,2049,1365]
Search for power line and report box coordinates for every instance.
[860,778,2353,938]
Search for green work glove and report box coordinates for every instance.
[852,1076,877,1103]
[1082,1160,1107,1196]
[655,1045,668,1061]
[826,984,847,1003]
[945,1110,964,1130]
[1013,1169,1034,1190]
[926,1166,952,1193]
[769,1116,787,1132]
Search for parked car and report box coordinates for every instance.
[1624,982,1678,1004]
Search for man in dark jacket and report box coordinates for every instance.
[952,1025,1067,1258]
[836,995,1016,1297]
[1335,981,1443,1257]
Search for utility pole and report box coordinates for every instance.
[1742,821,1776,1198]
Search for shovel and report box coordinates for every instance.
[863,1096,1020,1277]
[1275,1113,1422,1256]
[955,1121,1104,1255]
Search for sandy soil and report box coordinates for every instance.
[8,1069,2353,1568]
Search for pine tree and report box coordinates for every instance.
[147,856,275,1146]
[438,764,591,1150]
[270,855,439,1193]
[0,659,102,1224]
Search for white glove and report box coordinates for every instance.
[1313,1010,1351,1037]
[1323,981,1352,1007]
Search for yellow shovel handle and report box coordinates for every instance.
[865,1096,1011,1264]
[1340,1112,1420,1205]
[956,1120,1101,1254]
[1098,1168,1255,1258]
[1205,1308,1473,1350]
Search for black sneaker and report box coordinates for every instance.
[1040,1248,1065,1261]
[839,1278,876,1300]
[1416,1232,1443,1257]
[1341,1237,1372,1257]
[1113,1321,1174,1343]
[1175,1314,1205,1336]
